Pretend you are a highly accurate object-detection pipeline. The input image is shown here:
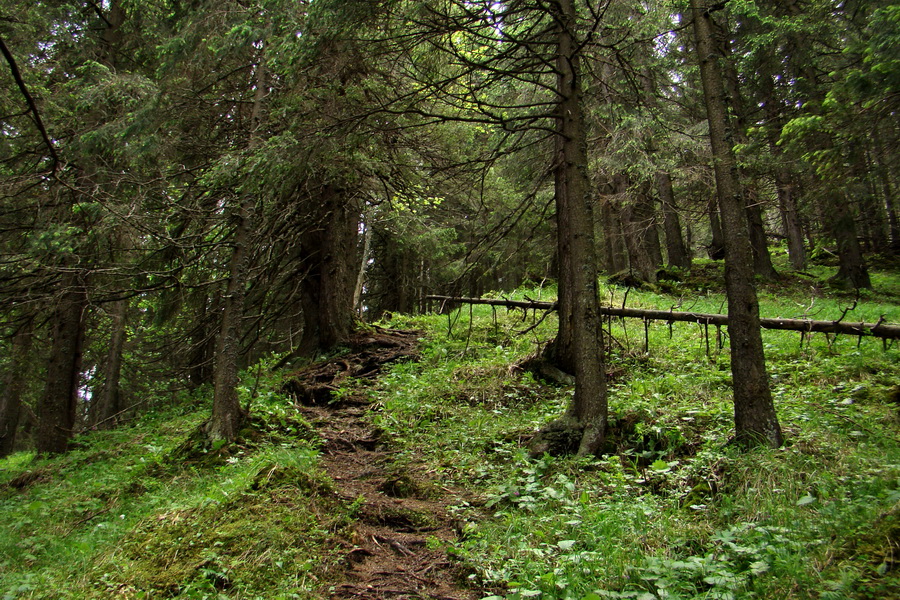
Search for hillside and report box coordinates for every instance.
[2,266,900,600]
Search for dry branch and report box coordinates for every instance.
[424,295,900,340]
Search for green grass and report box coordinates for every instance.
[2,264,899,599]
[0,384,343,600]
[375,265,900,600]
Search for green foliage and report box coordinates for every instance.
[0,373,341,599]
[376,274,900,599]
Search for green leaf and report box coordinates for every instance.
[796,494,817,506]
[750,560,769,575]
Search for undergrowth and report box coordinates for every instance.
[2,263,899,599]
[376,267,900,600]
[0,375,346,600]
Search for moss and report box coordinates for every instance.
[86,481,340,598]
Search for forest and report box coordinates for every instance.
[1,0,899,598]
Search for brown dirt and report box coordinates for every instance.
[286,328,478,600]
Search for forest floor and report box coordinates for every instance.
[2,259,900,599]
[286,328,477,600]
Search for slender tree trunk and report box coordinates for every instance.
[598,178,629,274]
[874,132,900,254]
[759,72,807,270]
[708,193,726,259]
[36,284,88,454]
[775,169,807,269]
[746,192,779,280]
[91,299,127,429]
[0,320,32,457]
[828,192,871,289]
[551,0,607,456]
[691,0,782,448]
[209,200,252,442]
[861,151,889,253]
[353,215,373,317]
[622,197,659,283]
[658,172,691,270]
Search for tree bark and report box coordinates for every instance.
[775,169,807,270]
[298,185,358,352]
[549,0,607,456]
[209,200,252,442]
[353,215,373,317]
[874,132,900,254]
[598,179,629,274]
[708,193,726,259]
[746,192,779,280]
[0,320,32,457]
[828,192,872,290]
[658,172,691,270]
[90,299,127,429]
[759,72,807,270]
[622,183,662,283]
[691,0,783,448]
[36,284,88,454]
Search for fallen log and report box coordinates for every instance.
[425,295,900,340]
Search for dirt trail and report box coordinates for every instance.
[287,329,478,600]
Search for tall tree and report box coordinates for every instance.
[690,0,783,448]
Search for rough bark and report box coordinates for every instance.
[658,172,691,270]
[0,321,32,457]
[209,200,252,442]
[775,169,807,270]
[36,285,88,454]
[746,192,779,280]
[874,132,900,254]
[547,0,607,456]
[691,0,783,448]
[298,185,358,353]
[759,72,808,270]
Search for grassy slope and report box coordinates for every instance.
[2,261,899,600]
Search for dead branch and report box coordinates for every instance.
[425,295,900,340]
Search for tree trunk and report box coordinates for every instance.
[0,320,32,457]
[775,169,807,270]
[90,299,127,429]
[298,185,358,352]
[691,0,783,448]
[36,284,88,454]
[548,0,607,456]
[746,192,779,280]
[658,172,691,270]
[717,28,778,280]
[874,132,900,254]
[209,200,252,442]
[353,215,373,317]
[708,193,726,259]
[623,203,658,283]
[828,192,871,289]
[759,72,807,270]
[598,182,629,274]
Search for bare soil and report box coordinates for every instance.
[286,328,479,600]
